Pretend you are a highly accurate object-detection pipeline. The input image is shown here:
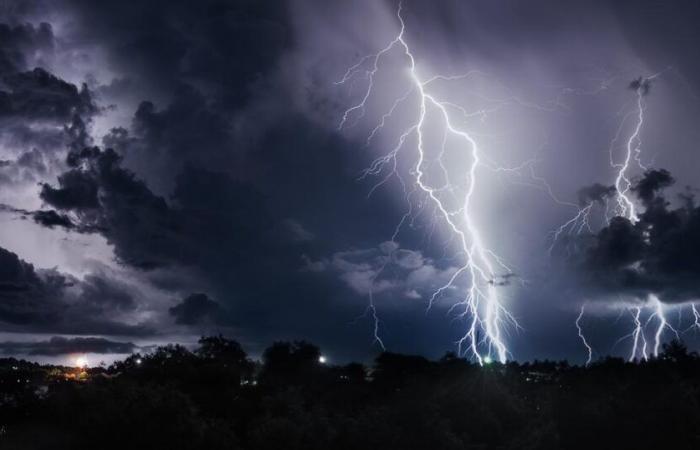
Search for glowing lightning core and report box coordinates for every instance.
[338,3,518,364]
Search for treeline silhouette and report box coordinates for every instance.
[2,336,700,449]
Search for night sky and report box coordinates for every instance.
[2,0,700,366]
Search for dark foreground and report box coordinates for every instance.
[2,337,699,450]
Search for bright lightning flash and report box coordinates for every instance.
[553,73,694,361]
[337,3,519,365]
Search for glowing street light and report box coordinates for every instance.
[318,355,327,364]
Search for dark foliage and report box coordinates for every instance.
[2,337,700,449]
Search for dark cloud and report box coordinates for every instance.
[0,22,54,74]
[0,203,81,231]
[0,245,153,335]
[0,16,98,179]
[0,22,99,194]
[39,146,273,272]
[0,245,71,326]
[0,336,136,356]
[629,76,652,96]
[575,169,700,303]
[40,160,100,210]
[577,182,616,207]
[0,244,42,296]
[125,87,237,192]
[31,209,75,229]
[78,273,137,312]
[631,168,674,205]
[0,68,96,122]
[40,147,176,268]
[169,293,223,326]
[274,219,315,243]
[67,0,291,108]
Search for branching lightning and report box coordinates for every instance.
[550,72,697,362]
[337,3,521,364]
[624,297,679,361]
[549,74,657,252]
[649,296,678,357]
[336,6,692,365]
[628,306,648,362]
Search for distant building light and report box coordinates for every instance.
[135,358,143,365]
[75,356,88,368]
[483,356,493,365]
[318,355,327,364]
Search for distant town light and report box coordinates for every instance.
[75,356,88,368]
[135,358,143,365]
[318,355,327,364]
[483,356,493,365]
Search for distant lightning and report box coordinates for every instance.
[550,74,658,252]
[690,304,700,332]
[613,75,687,360]
[629,306,648,362]
[611,75,658,222]
[624,297,678,361]
[650,297,674,357]
[575,304,593,365]
[337,3,520,364]
[617,77,654,361]
[548,72,690,361]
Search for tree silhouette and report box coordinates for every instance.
[3,337,700,449]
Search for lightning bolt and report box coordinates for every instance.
[624,297,678,361]
[337,3,519,364]
[648,296,679,357]
[611,75,685,360]
[629,306,648,362]
[575,304,593,366]
[551,74,658,250]
[549,72,688,361]
[690,304,700,332]
[611,76,653,222]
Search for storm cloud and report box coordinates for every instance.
[0,245,154,335]
[0,336,136,356]
[169,293,225,326]
[574,170,700,303]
